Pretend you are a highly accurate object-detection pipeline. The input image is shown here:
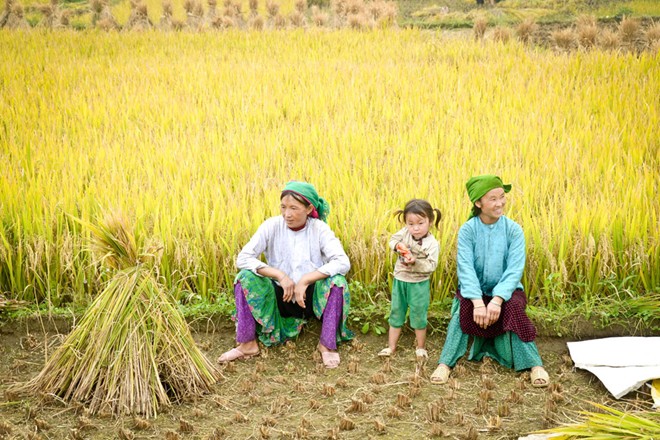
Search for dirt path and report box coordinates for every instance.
[0,319,653,439]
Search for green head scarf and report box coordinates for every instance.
[282,181,330,222]
[466,175,511,216]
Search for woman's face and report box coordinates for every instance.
[280,194,313,229]
[475,187,506,224]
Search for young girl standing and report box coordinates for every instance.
[379,199,441,359]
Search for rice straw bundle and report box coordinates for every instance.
[9,213,220,418]
[539,402,660,438]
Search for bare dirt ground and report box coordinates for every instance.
[0,318,655,440]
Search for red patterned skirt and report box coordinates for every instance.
[457,289,537,342]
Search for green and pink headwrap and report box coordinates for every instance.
[282,181,330,222]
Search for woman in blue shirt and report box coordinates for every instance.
[431,175,549,387]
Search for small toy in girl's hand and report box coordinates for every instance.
[395,243,413,263]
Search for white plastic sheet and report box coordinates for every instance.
[566,337,660,399]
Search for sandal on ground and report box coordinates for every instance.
[430,364,451,385]
[530,367,550,388]
[217,347,259,364]
[378,347,394,357]
[415,348,428,359]
[321,351,341,369]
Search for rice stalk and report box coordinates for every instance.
[0,30,658,312]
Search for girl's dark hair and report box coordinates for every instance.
[394,199,442,228]
[471,204,482,218]
[280,190,310,207]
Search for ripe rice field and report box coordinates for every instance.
[0,29,659,311]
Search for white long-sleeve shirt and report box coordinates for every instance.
[236,216,350,283]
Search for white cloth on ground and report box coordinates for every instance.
[566,336,660,399]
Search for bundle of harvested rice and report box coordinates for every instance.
[9,213,220,418]
[539,402,660,438]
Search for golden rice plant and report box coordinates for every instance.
[0,30,658,313]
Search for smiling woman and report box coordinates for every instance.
[431,175,549,388]
[218,181,354,369]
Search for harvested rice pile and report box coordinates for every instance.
[9,213,220,418]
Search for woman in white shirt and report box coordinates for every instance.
[218,181,353,369]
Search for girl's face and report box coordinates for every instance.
[475,187,506,224]
[405,213,430,240]
[280,194,313,229]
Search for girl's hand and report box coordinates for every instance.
[294,281,309,308]
[403,255,416,264]
[396,243,414,264]
[279,275,296,302]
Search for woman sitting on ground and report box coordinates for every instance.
[218,181,353,368]
[431,175,549,387]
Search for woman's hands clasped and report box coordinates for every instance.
[268,269,327,308]
[472,298,503,329]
